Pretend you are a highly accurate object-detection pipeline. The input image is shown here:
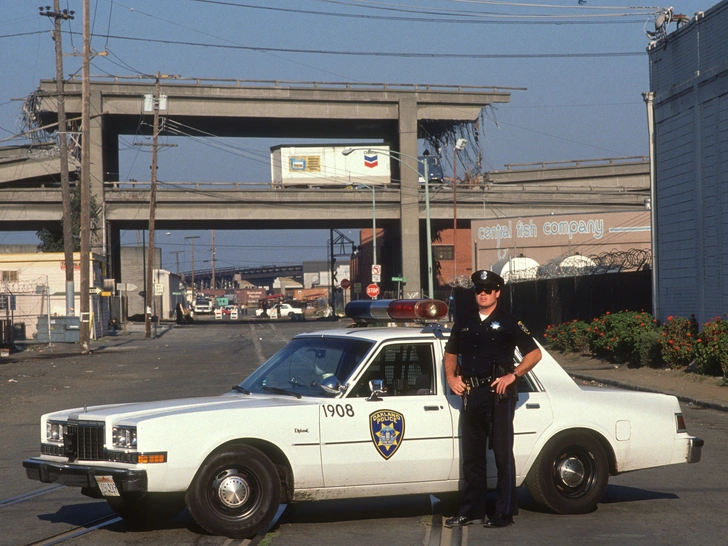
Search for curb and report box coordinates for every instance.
[568,371,728,413]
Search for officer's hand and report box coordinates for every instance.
[446,375,466,396]
[491,373,515,396]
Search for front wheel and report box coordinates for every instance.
[185,444,281,538]
[525,430,609,514]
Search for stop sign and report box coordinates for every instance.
[340,278,351,289]
[366,283,380,298]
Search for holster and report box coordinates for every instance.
[494,363,517,402]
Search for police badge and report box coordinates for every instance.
[369,410,405,460]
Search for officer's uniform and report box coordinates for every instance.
[445,272,538,523]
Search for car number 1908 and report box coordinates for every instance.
[322,404,355,418]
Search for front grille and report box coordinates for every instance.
[64,421,105,461]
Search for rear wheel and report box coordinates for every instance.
[525,431,609,514]
[185,444,281,538]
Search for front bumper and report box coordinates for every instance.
[688,437,704,463]
[23,458,148,492]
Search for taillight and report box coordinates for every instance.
[676,413,687,433]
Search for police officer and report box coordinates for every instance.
[444,270,542,529]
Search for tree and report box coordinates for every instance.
[36,184,100,252]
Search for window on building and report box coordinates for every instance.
[432,245,454,261]
[0,270,18,282]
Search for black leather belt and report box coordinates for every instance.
[462,376,492,388]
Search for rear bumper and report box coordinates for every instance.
[23,458,147,492]
[688,437,704,463]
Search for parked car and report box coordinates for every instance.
[23,299,702,539]
[255,303,303,319]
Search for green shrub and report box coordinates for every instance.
[659,315,698,369]
[637,329,663,367]
[586,311,657,365]
[543,320,590,353]
[695,317,728,377]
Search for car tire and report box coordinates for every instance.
[106,492,185,529]
[525,430,609,514]
[288,312,295,319]
[185,443,281,538]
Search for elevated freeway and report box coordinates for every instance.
[2,77,650,295]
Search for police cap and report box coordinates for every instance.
[471,270,504,290]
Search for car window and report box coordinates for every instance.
[240,337,374,397]
[348,342,436,397]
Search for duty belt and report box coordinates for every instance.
[462,376,492,388]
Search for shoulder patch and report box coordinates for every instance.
[518,320,531,335]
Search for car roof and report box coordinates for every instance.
[295,325,450,344]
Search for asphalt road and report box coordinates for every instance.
[1,318,726,546]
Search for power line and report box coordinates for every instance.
[67,31,645,58]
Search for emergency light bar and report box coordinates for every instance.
[345,299,448,325]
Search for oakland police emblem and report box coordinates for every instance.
[369,410,405,460]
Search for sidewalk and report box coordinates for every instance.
[553,349,728,412]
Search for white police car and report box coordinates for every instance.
[23,299,703,538]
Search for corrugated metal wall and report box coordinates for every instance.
[649,0,728,324]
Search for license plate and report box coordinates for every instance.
[94,475,120,497]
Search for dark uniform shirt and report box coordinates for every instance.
[445,305,538,378]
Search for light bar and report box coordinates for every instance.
[346,299,448,324]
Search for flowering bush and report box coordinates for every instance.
[695,317,728,377]
[586,310,658,364]
[543,320,590,353]
[659,315,698,369]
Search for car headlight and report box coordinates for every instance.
[112,426,137,449]
[46,421,66,443]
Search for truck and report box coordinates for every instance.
[192,297,213,315]
[270,144,443,188]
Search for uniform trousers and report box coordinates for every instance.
[458,385,518,519]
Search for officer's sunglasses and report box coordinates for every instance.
[473,287,497,295]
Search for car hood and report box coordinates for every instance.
[49,393,320,423]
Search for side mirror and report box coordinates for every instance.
[320,375,343,395]
[367,379,386,401]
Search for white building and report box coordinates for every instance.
[0,252,108,341]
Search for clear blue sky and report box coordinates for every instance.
[0,0,709,273]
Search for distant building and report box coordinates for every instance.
[647,1,728,323]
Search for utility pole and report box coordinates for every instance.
[40,3,75,317]
[134,73,175,338]
[185,236,200,296]
[170,250,184,275]
[211,229,216,290]
[145,74,162,339]
[79,0,91,354]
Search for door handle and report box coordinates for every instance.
[424,406,441,411]
[526,403,540,409]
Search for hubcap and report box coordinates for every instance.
[217,472,250,508]
[558,456,585,487]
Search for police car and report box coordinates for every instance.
[23,299,703,538]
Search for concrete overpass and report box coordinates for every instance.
[2,77,650,296]
[15,76,521,297]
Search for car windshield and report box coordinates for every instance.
[239,336,374,397]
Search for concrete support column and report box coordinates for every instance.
[398,96,422,298]
[89,89,105,256]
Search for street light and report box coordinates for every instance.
[341,146,435,298]
[452,138,468,276]
[340,149,377,269]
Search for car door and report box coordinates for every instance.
[319,341,454,488]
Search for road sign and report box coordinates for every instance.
[89,287,102,295]
[138,291,146,298]
[154,283,164,296]
[366,283,380,298]
[372,274,381,283]
[371,264,382,275]
[117,283,137,292]
[353,283,362,293]
[340,278,351,289]
[392,276,407,282]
